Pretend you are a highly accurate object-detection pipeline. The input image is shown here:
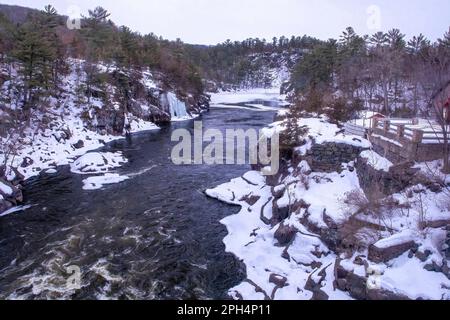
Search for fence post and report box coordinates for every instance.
[372,118,378,129]
[412,129,423,143]
[397,124,405,138]
[384,120,390,133]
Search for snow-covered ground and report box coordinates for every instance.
[207,111,450,300]
[206,168,356,300]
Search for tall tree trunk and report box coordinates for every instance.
[443,125,450,173]
[413,84,418,116]
[382,80,389,115]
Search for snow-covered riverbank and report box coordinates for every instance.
[0,58,206,215]
[207,112,450,300]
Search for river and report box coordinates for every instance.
[0,99,280,300]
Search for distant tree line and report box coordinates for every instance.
[184,35,321,86]
[0,5,448,124]
[288,27,450,122]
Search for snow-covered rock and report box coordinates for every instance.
[369,230,418,263]
[360,150,393,172]
[70,152,127,175]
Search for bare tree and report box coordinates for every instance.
[419,36,450,172]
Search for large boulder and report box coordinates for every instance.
[73,140,85,149]
[274,223,297,246]
[0,178,23,214]
[444,226,450,260]
[368,231,418,263]
[334,259,410,300]
[269,274,288,288]
[356,158,421,198]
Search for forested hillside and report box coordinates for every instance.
[287,27,450,120]
[0,4,212,186]
[184,36,321,89]
[0,3,449,133]
[0,4,205,102]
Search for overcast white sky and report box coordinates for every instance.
[1,0,449,44]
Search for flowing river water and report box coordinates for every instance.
[0,101,279,300]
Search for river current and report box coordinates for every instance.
[0,103,278,300]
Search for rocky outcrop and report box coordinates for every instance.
[368,232,418,263]
[334,259,410,300]
[274,224,298,246]
[303,142,367,173]
[272,199,290,224]
[356,158,421,198]
[0,168,24,214]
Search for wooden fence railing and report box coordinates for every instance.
[373,118,445,144]
[344,122,366,137]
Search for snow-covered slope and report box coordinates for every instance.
[207,112,450,300]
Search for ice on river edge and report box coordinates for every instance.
[82,174,130,191]
[209,88,288,111]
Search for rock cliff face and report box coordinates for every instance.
[80,66,210,135]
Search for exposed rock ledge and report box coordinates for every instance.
[0,167,24,214]
[207,117,450,300]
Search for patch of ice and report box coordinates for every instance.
[0,205,33,217]
[82,174,129,190]
[161,92,190,120]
